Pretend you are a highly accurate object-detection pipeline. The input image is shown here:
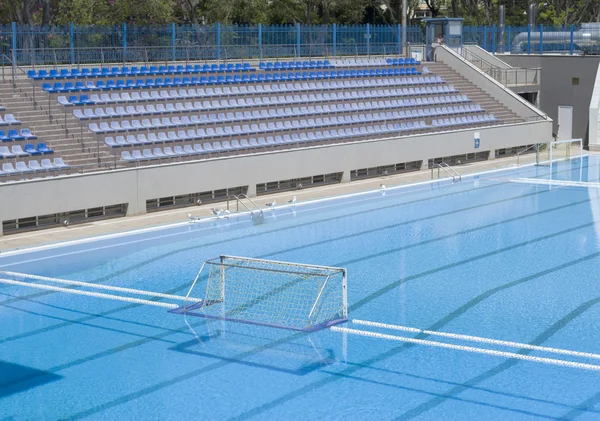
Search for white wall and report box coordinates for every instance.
[589,62,600,150]
[0,120,552,236]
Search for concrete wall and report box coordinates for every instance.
[434,46,548,121]
[0,120,552,236]
[499,54,600,144]
[590,64,600,150]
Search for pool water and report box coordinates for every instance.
[2,156,600,420]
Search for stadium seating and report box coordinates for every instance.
[0,157,68,176]
[0,114,21,125]
[0,128,38,142]
[28,63,256,80]
[0,142,54,158]
[0,102,62,181]
[41,69,424,93]
[22,58,505,170]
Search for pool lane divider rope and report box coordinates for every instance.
[0,270,203,309]
[509,178,600,188]
[331,326,600,372]
[0,278,179,309]
[351,319,600,361]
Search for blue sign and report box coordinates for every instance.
[474,137,480,148]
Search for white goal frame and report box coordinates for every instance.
[176,255,348,332]
[538,138,584,166]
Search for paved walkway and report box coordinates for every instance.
[0,152,566,252]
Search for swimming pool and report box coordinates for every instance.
[3,156,600,420]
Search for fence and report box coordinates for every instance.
[463,23,600,55]
[0,23,424,66]
[1,23,599,66]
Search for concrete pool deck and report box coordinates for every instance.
[0,151,586,252]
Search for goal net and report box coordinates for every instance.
[537,138,583,166]
[175,255,348,332]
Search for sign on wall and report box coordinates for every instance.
[474,132,481,149]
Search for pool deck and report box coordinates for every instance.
[0,152,584,252]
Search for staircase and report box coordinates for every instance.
[425,62,521,123]
[0,77,112,169]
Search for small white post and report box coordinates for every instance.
[342,269,348,319]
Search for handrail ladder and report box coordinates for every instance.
[226,193,264,216]
[431,161,462,183]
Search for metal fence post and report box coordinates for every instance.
[258,23,262,59]
[123,22,127,63]
[171,22,176,62]
[483,25,487,50]
[11,22,17,69]
[539,24,543,54]
[333,23,337,57]
[366,23,371,56]
[397,23,401,55]
[296,23,301,57]
[70,22,75,65]
[527,24,531,54]
[216,22,221,61]
[570,24,575,55]
[507,26,511,52]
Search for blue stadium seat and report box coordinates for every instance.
[23,143,40,155]
[8,129,24,140]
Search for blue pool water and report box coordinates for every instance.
[3,156,600,420]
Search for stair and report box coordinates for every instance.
[425,62,521,123]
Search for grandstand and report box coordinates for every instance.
[0,44,551,235]
[4,57,519,169]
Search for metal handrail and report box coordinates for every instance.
[226,193,264,216]
[516,144,539,166]
[431,161,461,183]
[460,47,540,87]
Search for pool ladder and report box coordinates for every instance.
[431,162,462,183]
[226,193,264,216]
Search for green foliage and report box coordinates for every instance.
[112,0,174,24]
[0,0,598,25]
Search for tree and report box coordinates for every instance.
[1,0,600,26]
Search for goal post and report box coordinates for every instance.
[176,255,348,332]
[537,138,583,165]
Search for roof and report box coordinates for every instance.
[422,18,464,23]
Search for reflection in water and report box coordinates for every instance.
[174,317,347,376]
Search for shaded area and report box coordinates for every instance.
[0,361,62,398]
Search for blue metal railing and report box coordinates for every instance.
[0,23,427,66]
[1,23,599,66]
